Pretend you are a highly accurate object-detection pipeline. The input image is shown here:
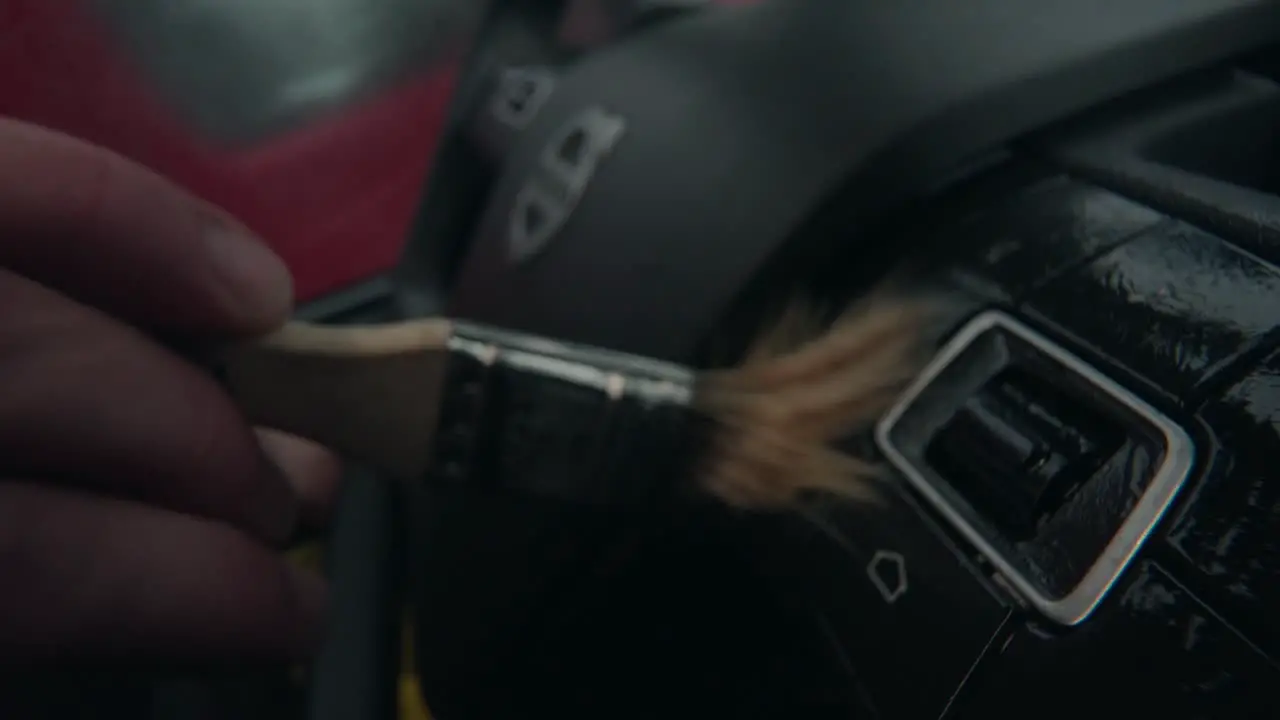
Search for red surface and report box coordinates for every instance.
[0,0,458,302]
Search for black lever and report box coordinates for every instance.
[926,368,1121,540]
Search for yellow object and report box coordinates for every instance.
[399,673,432,720]
[399,615,432,720]
[286,541,326,572]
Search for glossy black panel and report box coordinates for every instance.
[1036,70,1280,270]
[739,483,1009,720]
[942,176,1164,301]
[950,562,1280,719]
[1166,349,1280,653]
[413,497,880,719]
[1024,221,1280,403]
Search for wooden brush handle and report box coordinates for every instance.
[218,319,707,504]
[219,319,454,482]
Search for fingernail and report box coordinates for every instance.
[257,429,344,528]
[202,212,294,331]
[285,563,329,656]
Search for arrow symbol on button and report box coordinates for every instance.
[867,550,908,604]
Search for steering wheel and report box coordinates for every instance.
[393,0,701,317]
[380,1,1280,718]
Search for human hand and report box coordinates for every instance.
[0,118,342,664]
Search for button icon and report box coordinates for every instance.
[867,550,908,604]
[491,66,556,129]
[507,107,626,263]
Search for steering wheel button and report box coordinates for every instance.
[491,66,558,130]
[467,65,560,162]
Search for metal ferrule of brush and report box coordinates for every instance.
[428,321,709,506]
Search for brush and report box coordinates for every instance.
[218,290,938,511]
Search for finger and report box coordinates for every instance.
[0,482,326,663]
[256,429,344,529]
[0,118,292,335]
[0,269,299,544]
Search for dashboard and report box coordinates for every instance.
[405,4,1280,718]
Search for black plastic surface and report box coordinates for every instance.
[928,368,1123,541]
[464,65,560,163]
[395,0,571,318]
[939,175,1166,302]
[1036,69,1280,267]
[950,562,1280,719]
[1165,348,1280,657]
[411,494,879,719]
[0,674,154,718]
[306,469,403,720]
[928,387,1056,540]
[1022,220,1280,406]
[738,489,1010,720]
[296,280,406,720]
[448,0,1280,361]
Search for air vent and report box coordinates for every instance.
[925,367,1124,541]
[876,312,1194,627]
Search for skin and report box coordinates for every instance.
[0,118,342,664]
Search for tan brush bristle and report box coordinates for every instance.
[693,291,938,510]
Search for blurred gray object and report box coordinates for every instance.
[92,0,483,145]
